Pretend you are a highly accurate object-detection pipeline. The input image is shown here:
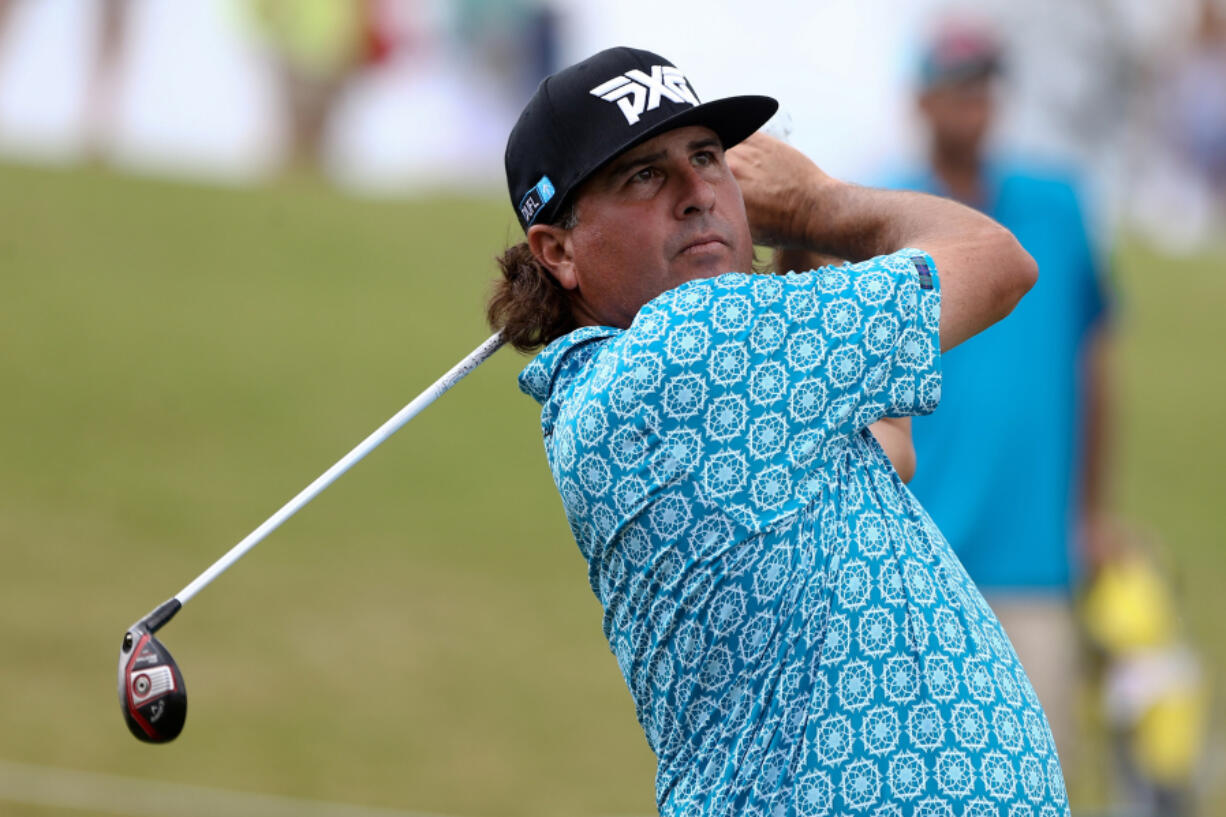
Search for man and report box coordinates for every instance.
[489,46,1063,815]
[884,20,1113,783]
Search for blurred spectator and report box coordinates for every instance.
[246,0,401,172]
[1163,0,1226,224]
[0,0,129,160]
[881,15,1114,808]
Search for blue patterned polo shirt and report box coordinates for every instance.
[518,249,1067,817]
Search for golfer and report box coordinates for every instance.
[490,46,1065,816]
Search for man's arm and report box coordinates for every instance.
[728,133,1037,351]
[1078,324,1120,572]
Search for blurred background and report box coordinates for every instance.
[0,1,1222,816]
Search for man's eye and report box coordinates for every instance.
[693,151,716,166]
[630,167,655,184]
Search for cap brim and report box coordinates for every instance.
[651,94,780,154]
[564,94,779,211]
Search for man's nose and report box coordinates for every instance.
[674,164,717,218]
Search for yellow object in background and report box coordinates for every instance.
[1081,550,1209,796]
[1133,686,1209,787]
[1082,555,1177,652]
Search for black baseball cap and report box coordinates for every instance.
[505,46,778,231]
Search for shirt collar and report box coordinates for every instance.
[518,325,621,406]
[921,156,1003,212]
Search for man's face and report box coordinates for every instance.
[531,125,755,329]
[919,76,994,160]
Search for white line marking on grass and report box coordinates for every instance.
[0,759,458,817]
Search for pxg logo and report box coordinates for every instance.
[590,65,699,126]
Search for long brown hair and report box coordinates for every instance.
[487,208,786,352]
[486,207,579,353]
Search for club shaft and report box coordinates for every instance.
[174,333,505,605]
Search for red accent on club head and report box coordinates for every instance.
[124,632,160,740]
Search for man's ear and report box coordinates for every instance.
[527,223,578,290]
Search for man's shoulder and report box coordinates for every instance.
[638,272,758,314]
[517,274,764,410]
[991,156,1088,207]
[634,255,921,324]
[518,326,620,406]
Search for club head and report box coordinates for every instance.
[117,619,187,743]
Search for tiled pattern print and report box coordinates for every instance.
[519,250,1067,816]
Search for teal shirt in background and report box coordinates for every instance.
[885,161,1109,593]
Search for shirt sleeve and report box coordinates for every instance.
[610,248,941,529]
[768,249,943,439]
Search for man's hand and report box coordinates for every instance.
[1079,511,1128,577]
[727,132,831,248]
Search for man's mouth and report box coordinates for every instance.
[679,235,727,256]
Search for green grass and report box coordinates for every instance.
[0,162,656,817]
[1114,241,1226,645]
[0,160,1222,816]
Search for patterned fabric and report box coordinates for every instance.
[519,249,1068,816]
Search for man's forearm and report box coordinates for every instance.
[783,180,1037,353]
[729,133,1036,351]
[729,133,998,257]
[1081,328,1111,514]
[787,181,992,263]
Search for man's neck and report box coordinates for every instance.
[930,149,985,208]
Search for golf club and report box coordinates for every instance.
[117,332,505,743]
